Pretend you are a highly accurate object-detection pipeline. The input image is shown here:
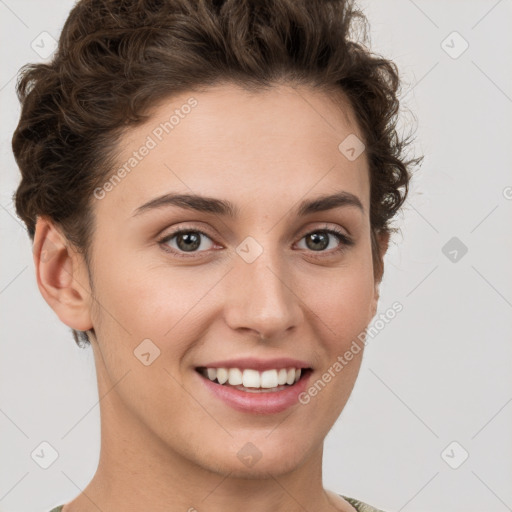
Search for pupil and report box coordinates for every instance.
[178,232,200,251]
[307,232,328,251]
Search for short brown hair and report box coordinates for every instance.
[12,0,421,347]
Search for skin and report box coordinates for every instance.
[34,82,389,512]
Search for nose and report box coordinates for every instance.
[223,242,303,340]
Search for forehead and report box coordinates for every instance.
[94,82,369,220]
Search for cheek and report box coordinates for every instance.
[301,257,375,346]
[87,261,206,409]
[90,257,220,355]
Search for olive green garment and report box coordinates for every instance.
[47,495,387,512]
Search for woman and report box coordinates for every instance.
[12,1,420,511]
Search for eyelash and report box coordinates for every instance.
[157,225,354,260]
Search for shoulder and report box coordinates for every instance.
[340,495,389,512]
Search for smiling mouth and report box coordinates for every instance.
[195,366,313,393]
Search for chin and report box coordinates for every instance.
[206,437,312,478]
[212,456,306,480]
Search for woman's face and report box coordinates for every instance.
[82,82,383,476]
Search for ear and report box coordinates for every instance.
[33,216,93,333]
[370,230,390,319]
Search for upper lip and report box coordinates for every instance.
[196,357,312,371]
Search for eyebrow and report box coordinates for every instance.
[132,190,364,218]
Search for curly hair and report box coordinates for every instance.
[12,0,421,347]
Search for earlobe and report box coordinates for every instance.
[33,216,93,332]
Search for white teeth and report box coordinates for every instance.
[242,369,260,388]
[200,366,306,389]
[260,369,279,388]
[216,367,229,384]
[228,368,243,386]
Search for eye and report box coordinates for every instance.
[158,229,217,258]
[157,224,354,260]
[296,227,354,254]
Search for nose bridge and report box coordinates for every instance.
[224,236,302,338]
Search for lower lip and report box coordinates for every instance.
[196,370,312,414]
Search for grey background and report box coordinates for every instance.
[1,1,511,511]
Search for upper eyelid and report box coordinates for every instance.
[160,222,348,237]
[159,224,217,242]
